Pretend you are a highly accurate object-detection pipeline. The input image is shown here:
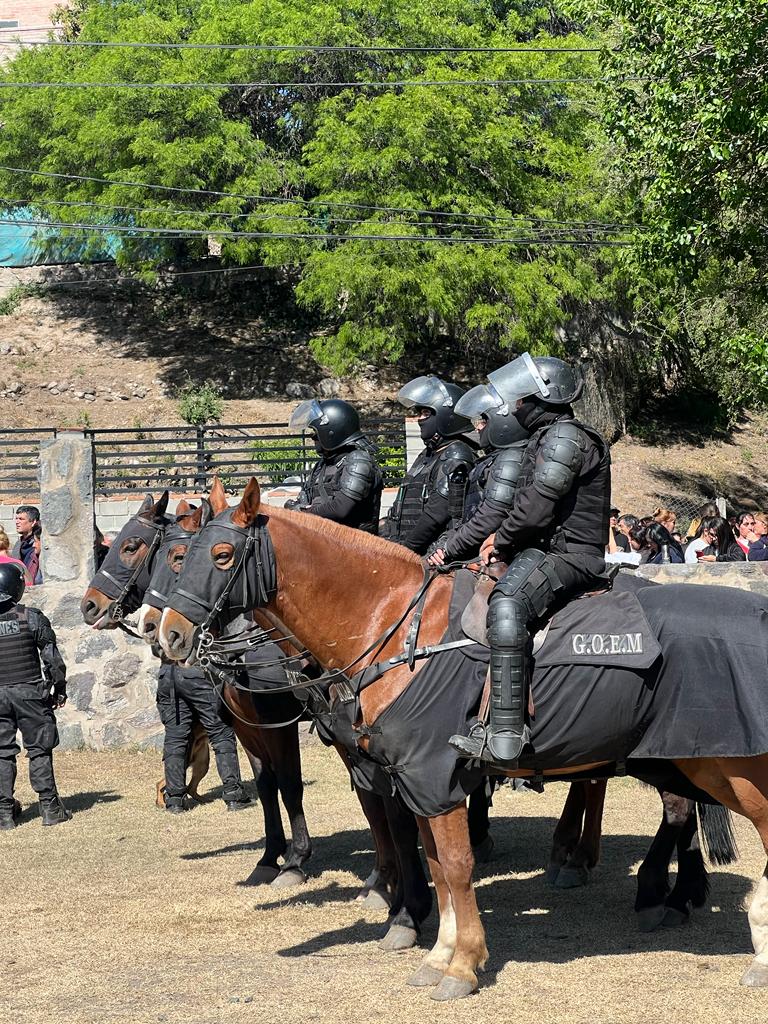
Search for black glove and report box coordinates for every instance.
[53,686,67,709]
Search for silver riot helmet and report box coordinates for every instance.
[486,352,583,411]
[455,385,530,449]
[396,375,473,441]
[290,398,362,452]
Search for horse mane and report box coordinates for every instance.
[265,504,423,568]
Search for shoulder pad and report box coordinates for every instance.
[340,448,379,501]
[434,440,477,498]
[533,421,588,500]
[485,447,526,506]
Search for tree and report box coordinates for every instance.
[0,1,625,372]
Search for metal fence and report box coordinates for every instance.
[86,419,407,496]
[0,428,58,500]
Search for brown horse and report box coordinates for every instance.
[159,478,768,1001]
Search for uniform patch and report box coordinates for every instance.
[572,632,643,656]
[0,620,20,636]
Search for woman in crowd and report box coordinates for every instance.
[645,522,685,564]
[686,501,719,542]
[684,516,720,563]
[0,527,33,584]
[628,525,652,562]
[697,516,746,562]
[652,507,677,536]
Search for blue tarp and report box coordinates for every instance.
[0,208,119,267]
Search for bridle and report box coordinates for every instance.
[91,515,167,627]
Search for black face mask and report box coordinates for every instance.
[312,435,325,455]
[514,398,566,432]
[418,411,439,443]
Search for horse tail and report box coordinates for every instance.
[697,802,739,866]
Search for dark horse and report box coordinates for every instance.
[159,479,768,1000]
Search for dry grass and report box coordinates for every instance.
[0,746,766,1024]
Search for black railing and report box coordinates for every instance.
[86,420,407,496]
[0,428,58,499]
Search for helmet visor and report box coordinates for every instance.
[455,385,498,426]
[289,399,326,431]
[487,352,551,406]
[397,375,454,413]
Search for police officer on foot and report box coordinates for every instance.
[381,376,478,554]
[287,399,383,533]
[0,563,71,828]
[449,353,611,765]
[427,383,530,565]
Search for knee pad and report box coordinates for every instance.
[490,548,563,622]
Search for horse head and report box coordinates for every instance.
[159,477,265,661]
[81,491,170,628]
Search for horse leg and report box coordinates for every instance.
[421,804,488,1001]
[635,801,681,932]
[468,781,494,864]
[662,803,708,928]
[378,794,433,952]
[242,762,287,885]
[677,756,768,987]
[353,787,399,910]
[557,779,607,889]
[186,723,211,802]
[546,781,586,884]
[408,815,458,988]
[271,727,312,888]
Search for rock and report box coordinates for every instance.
[102,653,142,689]
[73,391,85,399]
[50,389,60,396]
[318,377,339,398]
[67,671,96,712]
[7,382,21,394]
[0,343,10,355]
[53,592,86,628]
[58,722,85,751]
[99,723,128,749]
[137,730,165,752]
[74,632,116,664]
[44,487,74,535]
[285,381,308,399]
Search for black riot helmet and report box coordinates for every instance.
[290,398,362,452]
[397,375,473,442]
[0,562,25,611]
[486,352,583,411]
[455,385,530,449]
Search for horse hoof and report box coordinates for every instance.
[472,835,495,864]
[378,925,418,952]
[270,868,306,889]
[544,862,563,886]
[636,906,666,933]
[242,865,281,886]
[555,865,590,889]
[407,964,445,987]
[361,889,390,911]
[661,907,689,929]
[741,961,768,988]
[429,976,476,1001]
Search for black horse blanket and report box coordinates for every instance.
[334,576,768,817]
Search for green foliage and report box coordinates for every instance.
[0,286,25,316]
[247,436,307,482]
[176,379,223,425]
[0,0,624,371]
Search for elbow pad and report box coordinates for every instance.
[533,422,587,501]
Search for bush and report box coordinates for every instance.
[247,436,308,484]
[176,380,224,425]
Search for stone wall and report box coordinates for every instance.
[635,560,768,594]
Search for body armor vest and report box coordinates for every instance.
[519,418,610,554]
[463,451,495,522]
[0,606,43,686]
[387,450,439,542]
[306,439,382,533]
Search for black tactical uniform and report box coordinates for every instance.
[0,563,71,829]
[381,376,477,554]
[287,399,383,534]
[432,385,530,563]
[143,520,256,813]
[450,354,611,765]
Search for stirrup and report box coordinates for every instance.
[449,723,488,760]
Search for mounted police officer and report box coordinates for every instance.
[381,376,478,554]
[449,353,611,766]
[0,563,71,828]
[427,384,530,565]
[287,399,383,533]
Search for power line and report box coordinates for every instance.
[0,166,641,230]
[0,197,638,235]
[0,77,619,90]
[9,216,634,245]
[0,39,603,54]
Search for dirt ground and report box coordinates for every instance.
[1,745,766,1024]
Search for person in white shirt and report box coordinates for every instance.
[685,517,720,563]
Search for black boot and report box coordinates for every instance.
[164,794,193,814]
[0,800,20,830]
[40,794,72,826]
[223,785,258,812]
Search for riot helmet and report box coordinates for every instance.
[397,375,473,443]
[455,385,530,449]
[486,353,583,411]
[0,562,25,611]
[290,398,362,452]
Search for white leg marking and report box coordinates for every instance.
[749,875,768,963]
[424,893,457,970]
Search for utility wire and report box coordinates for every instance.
[0,197,638,234]
[0,39,603,54]
[9,216,634,245]
[0,166,640,230]
[0,77,621,90]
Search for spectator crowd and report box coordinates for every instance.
[607,502,768,565]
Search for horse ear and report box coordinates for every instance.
[179,503,204,533]
[232,477,262,528]
[153,491,170,520]
[200,498,213,529]
[139,493,154,514]
[209,477,228,515]
[176,499,191,516]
